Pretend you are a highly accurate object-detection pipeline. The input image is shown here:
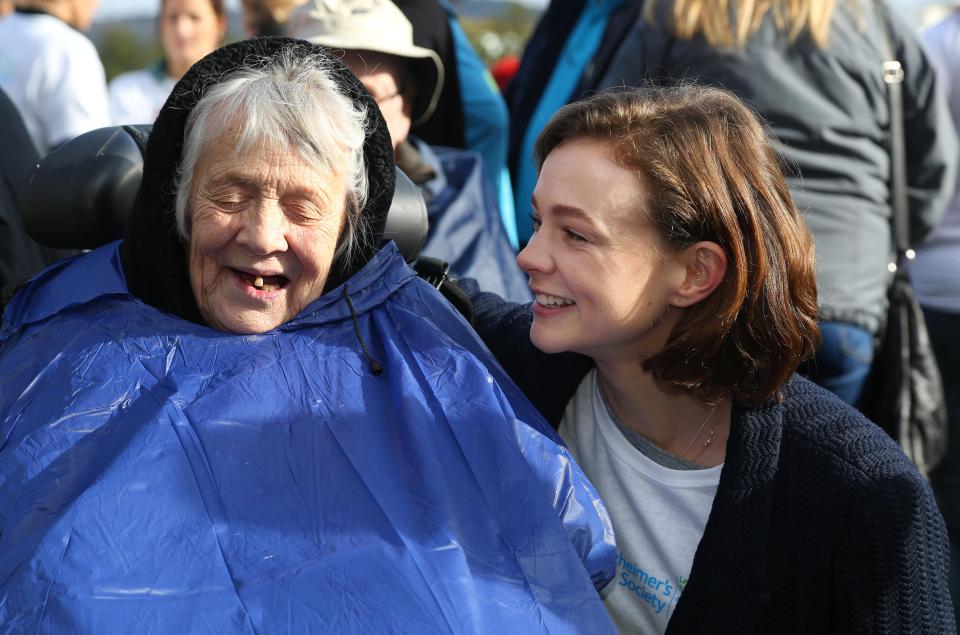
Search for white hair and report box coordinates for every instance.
[174,49,369,265]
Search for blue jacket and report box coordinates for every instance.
[0,242,617,633]
[416,139,531,303]
[505,0,642,186]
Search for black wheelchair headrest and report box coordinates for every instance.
[22,125,428,264]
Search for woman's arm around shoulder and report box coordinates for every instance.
[459,277,592,426]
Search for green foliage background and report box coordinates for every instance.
[457,3,538,65]
[97,25,162,82]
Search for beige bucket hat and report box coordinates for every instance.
[288,0,445,127]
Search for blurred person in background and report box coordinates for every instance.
[109,0,227,125]
[505,0,644,246]
[240,0,302,36]
[0,0,109,153]
[289,0,530,301]
[596,0,957,407]
[915,6,960,625]
[0,0,12,16]
[396,0,519,248]
[0,87,76,299]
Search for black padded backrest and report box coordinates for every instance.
[24,126,148,250]
[381,167,428,262]
[22,125,428,263]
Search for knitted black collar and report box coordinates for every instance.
[119,37,396,324]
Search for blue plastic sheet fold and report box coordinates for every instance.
[0,242,615,633]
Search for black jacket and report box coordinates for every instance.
[504,0,643,181]
[0,87,75,298]
[395,0,465,150]
[598,3,958,332]
[463,280,955,633]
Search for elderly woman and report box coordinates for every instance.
[0,39,617,633]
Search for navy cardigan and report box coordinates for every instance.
[465,280,955,633]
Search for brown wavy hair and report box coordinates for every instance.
[535,86,820,406]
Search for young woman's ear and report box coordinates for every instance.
[671,241,727,308]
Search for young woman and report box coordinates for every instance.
[109,0,227,125]
[466,86,953,633]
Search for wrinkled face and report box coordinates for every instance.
[160,0,225,76]
[518,138,685,363]
[343,51,412,151]
[187,130,348,333]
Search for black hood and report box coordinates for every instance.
[120,37,396,324]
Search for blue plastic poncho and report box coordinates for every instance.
[0,241,616,633]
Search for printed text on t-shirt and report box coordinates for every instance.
[616,551,687,616]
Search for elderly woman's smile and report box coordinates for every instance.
[186,130,347,334]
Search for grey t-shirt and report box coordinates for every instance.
[559,370,721,634]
